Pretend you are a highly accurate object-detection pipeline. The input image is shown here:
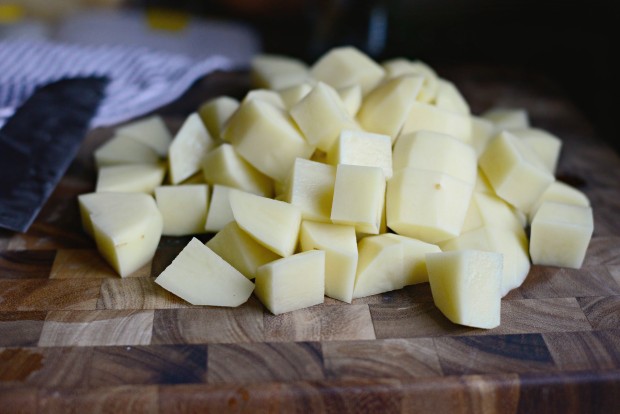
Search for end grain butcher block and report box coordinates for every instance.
[1,68,619,413]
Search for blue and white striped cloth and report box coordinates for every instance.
[0,39,236,128]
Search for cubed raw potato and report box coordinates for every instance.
[204,185,236,232]
[470,116,497,157]
[155,238,254,306]
[168,113,216,184]
[530,201,593,268]
[528,181,590,222]
[198,96,239,140]
[180,173,207,185]
[400,101,472,143]
[206,221,280,279]
[78,192,163,277]
[310,46,385,94]
[384,233,441,285]
[386,168,473,243]
[94,134,160,168]
[229,189,302,257]
[381,58,438,103]
[508,128,562,174]
[474,168,495,194]
[95,163,166,194]
[279,82,313,109]
[353,234,404,298]
[290,82,360,152]
[300,221,358,303]
[479,131,554,213]
[337,84,362,116]
[155,185,209,236]
[331,164,386,234]
[255,250,325,314]
[284,158,336,222]
[251,54,309,90]
[357,75,423,141]
[243,89,286,109]
[462,192,525,234]
[392,130,477,184]
[482,107,529,129]
[116,115,172,157]
[327,130,393,179]
[426,250,502,329]
[223,99,314,182]
[440,226,530,296]
[201,143,274,197]
[434,78,470,115]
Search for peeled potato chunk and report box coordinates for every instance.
[94,134,160,168]
[327,129,393,179]
[508,127,562,174]
[251,54,309,90]
[434,78,470,115]
[384,233,441,285]
[285,158,336,222]
[255,250,325,315]
[483,107,529,130]
[469,116,497,157]
[198,96,239,140]
[337,84,362,117]
[155,238,254,306]
[353,234,404,299]
[95,163,166,194]
[381,58,438,103]
[426,250,503,329]
[400,102,472,143]
[78,192,163,277]
[116,115,172,157]
[168,113,216,184]
[204,184,236,232]
[155,184,209,236]
[528,181,590,222]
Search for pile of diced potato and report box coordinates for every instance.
[78,46,594,329]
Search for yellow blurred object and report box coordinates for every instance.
[146,7,189,32]
[0,3,24,23]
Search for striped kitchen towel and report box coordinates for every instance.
[0,39,236,128]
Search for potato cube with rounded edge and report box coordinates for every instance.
[94,134,160,168]
[78,192,163,277]
[508,127,562,174]
[204,184,236,232]
[426,250,502,329]
[251,54,309,90]
[461,192,525,234]
[300,221,358,303]
[400,102,472,143]
[279,82,313,109]
[327,129,393,179]
[331,164,386,235]
[198,96,239,140]
[434,78,470,115]
[229,189,302,257]
[381,58,438,103]
[528,181,590,223]
[384,233,441,285]
[337,84,362,117]
[116,115,172,157]
[155,185,209,236]
[243,89,286,109]
[530,201,593,269]
[482,107,529,130]
[285,158,336,223]
[168,113,216,184]
[95,163,166,194]
[155,238,254,307]
[469,116,497,157]
[353,234,404,299]
[206,221,280,279]
[255,250,325,315]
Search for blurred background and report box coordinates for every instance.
[0,0,616,152]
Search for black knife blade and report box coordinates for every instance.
[0,76,108,232]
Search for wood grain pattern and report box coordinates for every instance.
[577,296,620,329]
[50,249,148,279]
[37,385,158,414]
[97,277,189,310]
[0,279,102,311]
[516,266,620,299]
[0,312,46,347]
[543,329,620,371]
[0,250,56,279]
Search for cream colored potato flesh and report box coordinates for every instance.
[95,163,166,194]
[462,192,525,234]
[530,201,593,268]
[229,190,302,257]
[206,221,280,279]
[198,96,239,140]
[243,89,286,109]
[328,130,393,179]
[353,234,404,299]
[285,158,336,222]
[223,99,314,182]
[482,107,529,129]
[299,221,358,303]
[384,233,441,285]
[331,164,386,235]
[508,127,562,174]
[387,168,473,243]
[400,102,472,143]
[479,131,554,213]
[381,59,438,103]
[116,115,172,157]
[201,143,274,197]
[470,116,496,157]
[168,113,215,184]
[94,134,160,168]
[279,82,313,109]
[204,185,236,232]
[78,192,163,277]
[155,185,209,236]
[155,238,254,306]
[337,84,362,116]
[426,250,502,329]
[357,75,423,141]
[528,181,590,222]
[255,250,325,315]
[251,54,309,90]
[434,78,470,115]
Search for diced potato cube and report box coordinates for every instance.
[529,201,593,268]
[290,82,360,152]
[223,99,314,182]
[155,238,254,306]
[243,89,286,109]
[95,163,166,194]
[462,192,525,234]
[198,96,239,140]
[331,164,386,235]
[201,143,274,197]
[116,115,172,157]
[392,130,477,184]
[327,130,393,179]
[155,185,209,236]
[310,46,385,94]
[279,82,313,109]
[353,234,404,299]
[357,75,423,141]
[285,158,336,222]
[255,250,325,314]
[229,190,302,257]
[528,181,590,222]
[479,131,554,213]
[482,107,529,129]
[434,78,470,115]
[337,84,362,116]
[469,116,497,157]
[300,221,358,303]
[426,250,502,329]
[400,101,472,143]
[206,221,280,279]
[384,233,441,285]
[251,54,309,90]
[508,127,562,174]
[387,168,473,243]
[94,134,160,168]
[204,184,236,232]
[382,58,438,103]
[168,113,215,184]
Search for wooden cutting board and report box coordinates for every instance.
[1,67,619,413]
